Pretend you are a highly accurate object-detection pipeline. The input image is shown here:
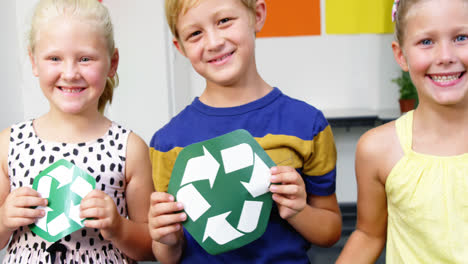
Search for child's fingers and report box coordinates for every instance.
[270,166,303,184]
[149,201,184,218]
[80,198,107,211]
[12,187,42,197]
[149,223,182,241]
[150,192,175,204]
[83,218,112,229]
[270,166,295,175]
[81,207,108,219]
[150,211,186,229]
[13,196,48,208]
[82,189,107,200]
[269,183,303,196]
[10,207,46,219]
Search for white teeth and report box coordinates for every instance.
[213,52,232,62]
[431,74,459,83]
[61,87,83,93]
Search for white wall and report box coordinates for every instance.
[0,0,23,130]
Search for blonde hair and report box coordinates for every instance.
[165,0,257,40]
[29,0,118,113]
[393,0,468,45]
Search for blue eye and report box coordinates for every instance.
[455,35,468,42]
[50,57,59,61]
[420,39,433,45]
[81,57,90,62]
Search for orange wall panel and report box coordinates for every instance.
[258,0,321,38]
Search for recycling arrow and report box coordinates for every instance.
[241,153,271,198]
[167,129,276,255]
[203,211,243,245]
[30,159,96,243]
[181,146,220,188]
[47,165,74,189]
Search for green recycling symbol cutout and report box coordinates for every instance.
[30,159,96,242]
[168,129,275,255]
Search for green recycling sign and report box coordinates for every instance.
[30,159,96,242]
[168,129,275,255]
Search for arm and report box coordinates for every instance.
[149,192,186,264]
[270,167,342,247]
[336,128,391,263]
[0,128,47,249]
[81,132,155,261]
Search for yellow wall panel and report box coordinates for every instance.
[326,0,394,34]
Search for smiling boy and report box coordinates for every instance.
[148,0,342,263]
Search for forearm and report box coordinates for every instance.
[0,225,12,250]
[336,229,386,264]
[110,217,154,261]
[287,204,341,247]
[152,238,184,264]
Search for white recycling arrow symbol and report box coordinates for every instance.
[179,143,271,246]
[47,165,74,189]
[181,146,220,188]
[203,211,243,245]
[34,165,94,234]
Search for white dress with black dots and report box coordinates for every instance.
[4,120,136,264]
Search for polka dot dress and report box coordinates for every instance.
[4,120,136,264]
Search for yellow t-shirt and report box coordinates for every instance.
[386,111,468,263]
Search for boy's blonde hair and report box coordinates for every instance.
[29,0,118,113]
[165,0,257,40]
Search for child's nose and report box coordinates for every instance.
[61,61,80,80]
[205,30,224,51]
[435,42,456,65]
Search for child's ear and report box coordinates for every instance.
[108,48,119,77]
[392,41,409,72]
[28,48,39,77]
[254,0,267,33]
[173,37,187,57]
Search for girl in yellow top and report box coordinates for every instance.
[337,0,468,263]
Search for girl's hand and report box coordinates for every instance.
[148,192,186,246]
[80,190,122,240]
[269,166,307,220]
[0,187,48,231]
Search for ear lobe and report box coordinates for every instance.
[392,41,409,71]
[108,48,119,77]
[28,48,39,77]
[173,38,187,57]
[254,0,267,33]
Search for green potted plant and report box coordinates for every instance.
[392,70,418,113]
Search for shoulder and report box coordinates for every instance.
[273,92,330,137]
[357,121,397,155]
[149,105,197,150]
[0,127,11,175]
[356,121,401,182]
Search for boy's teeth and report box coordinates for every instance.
[431,74,459,83]
[216,54,229,62]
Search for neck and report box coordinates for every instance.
[412,104,468,155]
[200,73,272,107]
[34,108,110,143]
